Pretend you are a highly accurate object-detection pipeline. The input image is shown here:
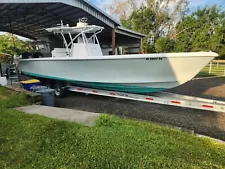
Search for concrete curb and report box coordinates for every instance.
[16,105,101,127]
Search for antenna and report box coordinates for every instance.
[56,20,64,27]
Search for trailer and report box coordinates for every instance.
[66,86,225,113]
[21,74,225,113]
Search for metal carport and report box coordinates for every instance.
[0,0,145,54]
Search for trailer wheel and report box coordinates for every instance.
[54,84,65,98]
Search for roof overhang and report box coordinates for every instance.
[0,0,145,44]
[116,26,145,39]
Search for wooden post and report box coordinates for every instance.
[224,65,225,76]
[209,62,212,74]
[112,28,116,55]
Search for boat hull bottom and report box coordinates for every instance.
[22,71,166,94]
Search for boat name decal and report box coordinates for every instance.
[146,57,163,61]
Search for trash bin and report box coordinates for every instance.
[36,88,55,107]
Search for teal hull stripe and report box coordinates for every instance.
[22,71,165,93]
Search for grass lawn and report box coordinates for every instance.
[1,87,225,168]
[0,87,31,108]
[197,64,225,78]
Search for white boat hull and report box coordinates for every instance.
[18,52,217,93]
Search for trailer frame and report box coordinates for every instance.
[66,85,225,113]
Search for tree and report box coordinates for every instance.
[146,0,189,38]
[103,0,139,20]
[155,37,175,53]
[103,0,188,53]
[175,5,225,58]
[127,6,157,53]
[0,33,32,56]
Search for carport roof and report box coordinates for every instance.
[0,0,145,40]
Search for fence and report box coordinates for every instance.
[199,60,225,77]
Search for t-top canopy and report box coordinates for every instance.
[46,25,104,34]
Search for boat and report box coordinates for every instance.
[17,19,218,94]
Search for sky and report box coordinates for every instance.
[90,0,225,10]
[188,0,224,10]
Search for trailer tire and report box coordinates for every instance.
[54,83,65,98]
